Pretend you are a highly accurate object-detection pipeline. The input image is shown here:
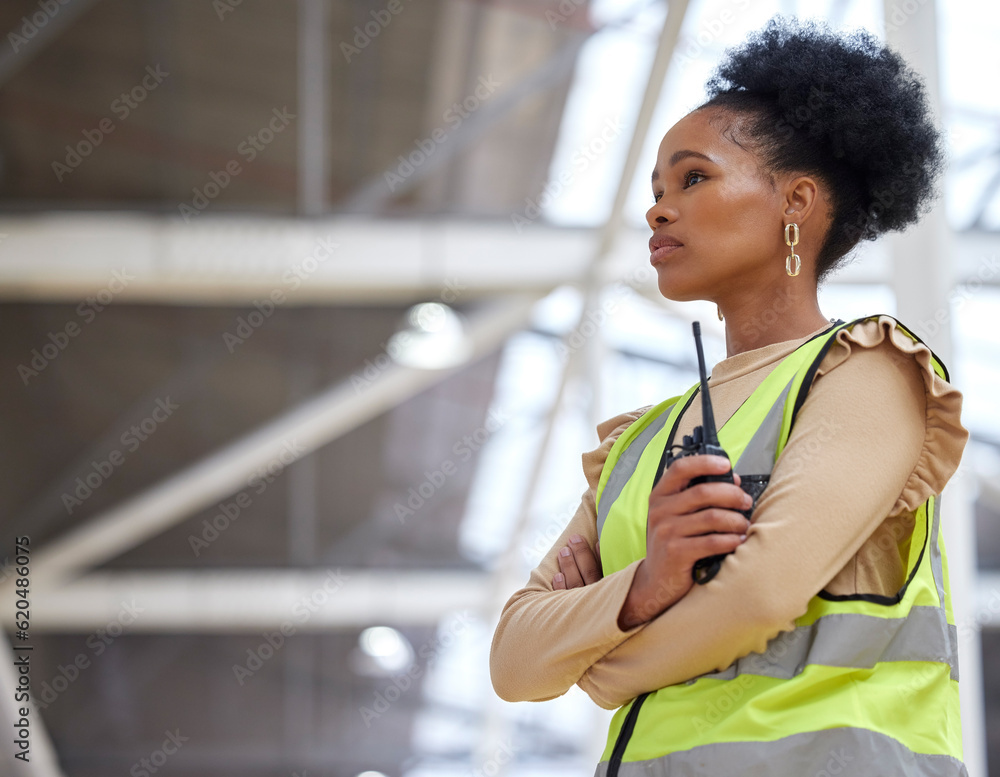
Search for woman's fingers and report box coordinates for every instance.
[662,480,752,522]
[652,506,750,540]
[569,535,602,585]
[556,545,585,589]
[552,535,603,589]
[683,531,747,561]
[652,454,733,495]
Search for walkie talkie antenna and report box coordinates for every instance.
[692,322,719,446]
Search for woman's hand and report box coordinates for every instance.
[617,454,751,630]
[552,535,602,589]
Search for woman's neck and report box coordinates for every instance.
[720,292,832,358]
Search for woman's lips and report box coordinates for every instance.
[649,244,682,265]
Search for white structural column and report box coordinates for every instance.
[883,3,987,775]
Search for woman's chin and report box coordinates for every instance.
[655,277,701,303]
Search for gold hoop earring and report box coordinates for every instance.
[717,305,724,321]
[784,223,801,277]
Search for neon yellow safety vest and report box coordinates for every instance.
[595,315,966,777]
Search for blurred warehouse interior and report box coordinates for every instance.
[0,0,999,775]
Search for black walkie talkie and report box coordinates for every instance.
[660,321,736,584]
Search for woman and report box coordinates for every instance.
[490,16,969,777]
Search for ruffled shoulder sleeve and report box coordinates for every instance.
[815,314,969,514]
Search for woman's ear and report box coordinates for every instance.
[782,175,822,224]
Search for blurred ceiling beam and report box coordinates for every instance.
[0,213,966,305]
[2,216,998,305]
[11,293,541,590]
[0,214,647,302]
[0,570,488,631]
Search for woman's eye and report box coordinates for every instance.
[651,192,662,203]
[683,171,705,187]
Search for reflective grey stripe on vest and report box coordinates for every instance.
[929,494,947,609]
[694,605,958,683]
[927,495,959,678]
[595,726,969,777]
[732,377,795,474]
[596,410,672,536]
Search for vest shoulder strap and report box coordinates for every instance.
[594,395,683,536]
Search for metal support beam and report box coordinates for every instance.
[0,571,488,631]
[297,0,329,216]
[341,33,587,213]
[7,293,540,591]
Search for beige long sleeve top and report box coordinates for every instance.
[490,316,969,710]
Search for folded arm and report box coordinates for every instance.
[576,339,935,709]
[489,410,648,703]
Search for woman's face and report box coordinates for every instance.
[646,108,792,303]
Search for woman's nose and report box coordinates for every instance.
[646,200,674,229]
